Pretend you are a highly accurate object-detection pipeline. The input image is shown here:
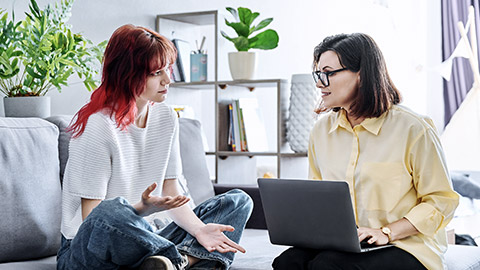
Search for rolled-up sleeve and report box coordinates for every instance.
[404,127,459,237]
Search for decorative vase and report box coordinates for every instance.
[286,74,320,153]
[228,51,257,80]
[3,96,51,118]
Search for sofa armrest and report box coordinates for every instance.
[213,184,267,230]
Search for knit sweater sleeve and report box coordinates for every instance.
[63,113,113,200]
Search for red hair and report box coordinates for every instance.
[67,24,177,137]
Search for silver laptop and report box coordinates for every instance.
[258,178,394,253]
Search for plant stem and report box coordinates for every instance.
[38,82,53,96]
[18,69,27,90]
[0,80,9,96]
[0,77,15,96]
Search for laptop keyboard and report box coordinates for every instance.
[360,240,378,249]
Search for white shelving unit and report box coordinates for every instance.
[156,11,306,184]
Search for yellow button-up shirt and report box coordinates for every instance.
[308,105,459,270]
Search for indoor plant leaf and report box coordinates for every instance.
[226,7,239,21]
[221,31,234,42]
[225,19,249,37]
[237,7,253,26]
[250,12,260,26]
[250,18,273,35]
[26,66,44,79]
[28,0,41,19]
[248,29,279,50]
[232,36,249,51]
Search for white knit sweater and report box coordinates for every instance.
[61,102,181,239]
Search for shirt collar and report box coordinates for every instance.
[328,109,351,133]
[328,109,388,135]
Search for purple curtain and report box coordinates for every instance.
[441,0,480,126]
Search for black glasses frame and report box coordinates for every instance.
[312,68,348,86]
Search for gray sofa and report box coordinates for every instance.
[1,116,480,270]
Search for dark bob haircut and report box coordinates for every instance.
[313,33,401,118]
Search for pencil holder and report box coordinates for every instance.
[190,53,207,82]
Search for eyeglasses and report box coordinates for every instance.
[312,68,348,87]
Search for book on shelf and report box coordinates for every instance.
[227,98,268,152]
[231,101,243,152]
[233,99,248,151]
[228,103,236,151]
[171,39,190,82]
[237,101,248,151]
[238,98,268,152]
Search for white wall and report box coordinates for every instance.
[1,0,443,126]
[1,0,447,183]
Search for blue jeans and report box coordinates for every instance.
[57,189,253,270]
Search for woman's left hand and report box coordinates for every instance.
[133,182,190,216]
[194,223,246,253]
[357,227,390,246]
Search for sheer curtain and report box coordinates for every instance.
[441,0,480,126]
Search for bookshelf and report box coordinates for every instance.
[156,11,307,184]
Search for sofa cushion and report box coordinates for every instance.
[0,256,56,270]
[45,115,73,184]
[451,171,480,199]
[445,244,480,270]
[178,118,215,205]
[0,118,62,262]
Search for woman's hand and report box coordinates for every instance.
[357,227,390,246]
[193,223,246,253]
[133,182,190,216]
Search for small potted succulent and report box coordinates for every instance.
[0,0,106,117]
[221,7,279,80]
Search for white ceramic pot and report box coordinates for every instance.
[286,74,320,153]
[3,96,51,118]
[228,51,257,80]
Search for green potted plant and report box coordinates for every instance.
[0,0,106,117]
[221,7,279,80]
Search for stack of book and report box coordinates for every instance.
[171,39,190,82]
[228,98,268,152]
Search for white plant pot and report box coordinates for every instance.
[3,96,51,118]
[286,74,320,153]
[228,51,257,80]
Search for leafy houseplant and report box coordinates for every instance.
[0,0,106,98]
[220,7,279,80]
[221,7,279,52]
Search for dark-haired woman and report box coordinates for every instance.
[57,24,252,270]
[273,33,459,270]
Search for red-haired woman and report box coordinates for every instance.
[57,24,252,270]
